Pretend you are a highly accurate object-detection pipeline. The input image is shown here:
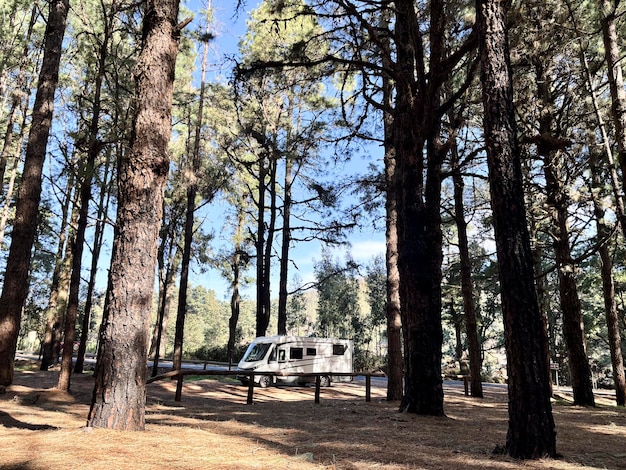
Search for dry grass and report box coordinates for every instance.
[1,361,625,469]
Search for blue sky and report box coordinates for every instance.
[182,0,387,299]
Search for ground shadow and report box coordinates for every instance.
[0,410,57,431]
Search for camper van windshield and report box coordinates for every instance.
[242,343,272,362]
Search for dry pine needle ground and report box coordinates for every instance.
[1,361,625,469]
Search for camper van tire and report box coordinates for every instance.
[258,375,272,388]
[319,375,331,387]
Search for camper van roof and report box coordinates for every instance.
[251,335,351,343]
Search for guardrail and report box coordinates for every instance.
[152,358,230,370]
[146,369,386,405]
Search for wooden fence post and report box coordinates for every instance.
[246,373,255,404]
[315,375,321,404]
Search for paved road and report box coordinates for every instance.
[15,352,618,399]
[16,351,231,372]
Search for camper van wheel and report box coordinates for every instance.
[320,375,331,387]
[258,375,272,388]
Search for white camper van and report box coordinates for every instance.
[237,335,353,388]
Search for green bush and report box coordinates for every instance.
[354,350,386,373]
[191,344,248,364]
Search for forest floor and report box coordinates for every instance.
[1,360,625,469]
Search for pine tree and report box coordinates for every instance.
[0,0,70,387]
[87,0,187,430]
[477,0,557,458]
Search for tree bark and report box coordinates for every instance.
[263,156,278,334]
[384,129,403,402]
[228,268,241,367]
[41,171,75,371]
[87,0,182,430]
[150,196,182,366]
[394,0,445,416]
[255,146,269,337]
[0,0,69,387]
[534,59,595,406]
[477,0,556,458]
[451,144,483,398]
[57,194,84,390]
[172,185,194,371]
[150,234,180,376]
[380,0,403,402]
[528,211,555,397]
[545,160,594,406]
[227,207,247,367]
[589,149,626,406]
[277,155,293,335]
[571,4,626,404]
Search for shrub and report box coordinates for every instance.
[191,344,248,364]
[354,350,385,372]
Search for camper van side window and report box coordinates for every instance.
[306,348,316,356]
[333,344,346,355]
[278,349,286,362]
[290,347,303,360]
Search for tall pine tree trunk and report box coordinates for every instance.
[572,7,626,404]
[172,186,195,370]
[227,207,247,367]
[534,60,595,406]
[228,248,243,367]
[255,149,269,337]
[528,211,555,396]
[58,192,85,390]
[451,145,483,398]
[150,196,182,364]
[263,157,278,333]
[150,236,180,376]
[0,0,69,387]
[41,170,75,370]
[87,0,184,430]
[384,126,403,403]
[394,0,444,416]
[589,149,626,406]
[477,0,556,458]
[277,156,293,335]
[380,0,403,402]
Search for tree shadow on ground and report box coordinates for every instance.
[145,378,626,469]
[0,410,57,431]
